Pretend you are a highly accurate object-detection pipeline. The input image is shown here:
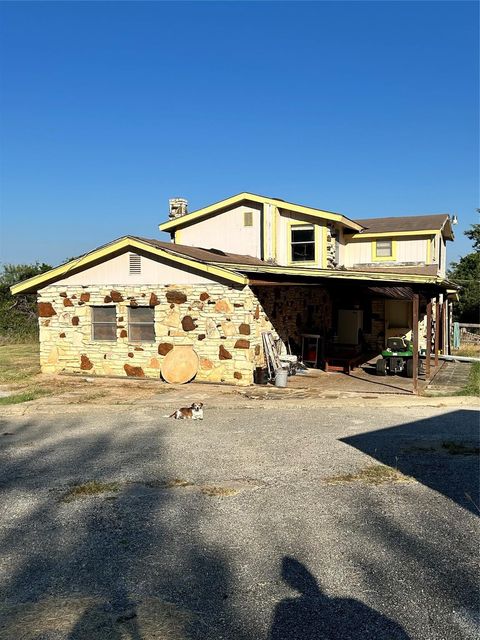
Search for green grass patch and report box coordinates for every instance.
[454,361,480,396]
[0,388,52,405]
[0,342,40,383]
[325,464,413,485]
[60,481,120,503]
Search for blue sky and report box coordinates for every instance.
[0,1,478,267]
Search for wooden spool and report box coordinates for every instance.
[161,345,199,384]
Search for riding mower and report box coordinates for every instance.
[376,337,416,378]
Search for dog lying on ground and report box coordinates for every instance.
[165,402,204,420]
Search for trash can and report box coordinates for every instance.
[274,368,288,388]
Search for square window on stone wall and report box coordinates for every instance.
[129,306,155,341]
[92,306,117,341]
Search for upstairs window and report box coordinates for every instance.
[291,225,315,262]
[375,240,393,258]
[129,253,142,274]
[92,306,116,341]
[128,307,155,342]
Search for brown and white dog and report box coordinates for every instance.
[166,402,204,420]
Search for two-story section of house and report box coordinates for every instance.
[343,214,453,277]
[160,194,453,277]
[11,191,456,386]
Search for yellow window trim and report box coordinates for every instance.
[159,192,363,233]
[371,239,397,262]
[10,237,247,295]
[287,220,320,266]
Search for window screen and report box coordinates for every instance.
[129,307,155,341]
[92,307,117,341]
[129,253,141,274]
[291,225,315,262]
[376,240,392,258]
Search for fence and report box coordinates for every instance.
[452,323,480,350]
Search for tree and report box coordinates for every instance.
[0,262,52,342]
[448,224,480,323]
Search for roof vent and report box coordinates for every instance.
[169,198,188,219]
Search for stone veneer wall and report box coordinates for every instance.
[252,285,332,349]
[37,283,277,386]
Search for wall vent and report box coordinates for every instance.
[129,253,141,274]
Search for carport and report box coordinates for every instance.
[241,266,457,395]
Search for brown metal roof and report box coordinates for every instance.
[352,214,450,234]
[138,237,442,278]
[135,237,266,266]
[344,265,439,277]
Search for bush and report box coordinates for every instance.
[0,263,52,343]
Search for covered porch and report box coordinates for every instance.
[248,271,455,395]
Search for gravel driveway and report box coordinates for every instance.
[0,404,478,640]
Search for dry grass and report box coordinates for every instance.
[0,596,192,640]
[199,485,238,497]
[0,343,40,384]
[324,464,413,486]
[452,345,480,358]
[60,481,120,503]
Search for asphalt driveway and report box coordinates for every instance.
[0,404,478,639]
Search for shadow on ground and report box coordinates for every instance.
[341,409,480,516]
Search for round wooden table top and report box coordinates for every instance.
[161,346,199,384]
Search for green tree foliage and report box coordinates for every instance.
[0,263,52,343]
[448,224,480,323]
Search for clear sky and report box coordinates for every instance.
[0,1,478,267]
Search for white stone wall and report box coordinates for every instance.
[37,283,277,385]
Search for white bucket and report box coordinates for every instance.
[274,368,288,388]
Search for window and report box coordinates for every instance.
[375,240,393,258]
[129,307,155,341]
[243,211,253,227]
[129,253,141,274]
[291,225,315,262]
[92,306,116,341]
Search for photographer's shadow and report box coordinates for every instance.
[269,557,410,640]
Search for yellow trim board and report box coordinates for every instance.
[371,239,397,262]
[212,261,447,285]
[11,237,247,294]
[322,226,328,269]
[345,229,442,240]
[159,192,363,233]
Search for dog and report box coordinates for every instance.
[165,402,204,420]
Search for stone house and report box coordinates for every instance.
[12,193,457,385]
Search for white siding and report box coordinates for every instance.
[344,236,428,266]
[54,252,216,286]
[177,204,262,258]
[396,238,428,262]
[276,210,324,267]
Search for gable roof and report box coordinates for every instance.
[11,235,455,296]
[349,213,454,240]
[10,236,248,295]
[158,192,364,233]
[136,237,266,266]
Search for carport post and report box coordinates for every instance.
[434,297,440,367]
[412,293,419,394]
[425,299,432,378]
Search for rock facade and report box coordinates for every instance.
[37,284,277,385]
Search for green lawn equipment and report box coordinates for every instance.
[376,337,416,378]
